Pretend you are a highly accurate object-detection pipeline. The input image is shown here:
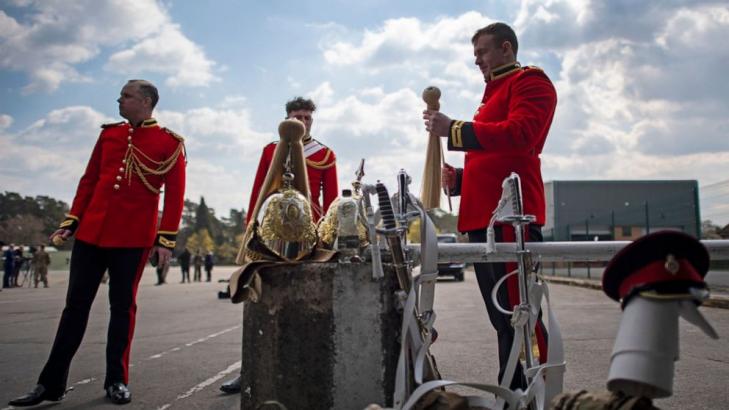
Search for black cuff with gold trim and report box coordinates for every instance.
[155,232,177,250]
[58,215,79,235]
[447,120,482,151]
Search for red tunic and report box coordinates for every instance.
[447,65,557,231]
[246,138,338,225]
[66,119,186,248]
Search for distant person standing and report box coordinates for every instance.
[12,245,24,287]
[0,241,5,291]
[193,250,203,282]
[204,251,214,282]
[178,248,191,283]
[32,245,51,288]
[3,244,14,288]
[8,79,186,407]
[155,262,169,286]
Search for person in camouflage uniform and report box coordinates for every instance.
[32,245,51,288]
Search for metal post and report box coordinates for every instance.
[585,219,590,279]
[611,210,615,240]
[513,221,536,388]
[693,184,701,238]
[644,201,650,234]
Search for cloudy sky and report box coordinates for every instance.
[1,0,728,224]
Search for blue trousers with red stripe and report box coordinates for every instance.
[38,239,149,393]
[468,224,548,390]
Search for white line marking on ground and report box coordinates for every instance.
[147,325,240,360]
[0,297,64,305]
[33,324,240,402]
[176,361,241,399]
[154,361,241,410]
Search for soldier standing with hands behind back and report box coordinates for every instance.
[9,79,186,407]
[423,22,557,390]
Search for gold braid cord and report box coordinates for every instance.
[124,142,184,194]
[306,149,335,170]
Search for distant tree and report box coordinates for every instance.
[719,224,729,239]
[0,214,46,246]
[195,197,212,233]
[702,220,722,239]
[181,199,197,229]
[186,229,215,253]
[174,197,246,263]
[428,208,459,234]
[34,195,69,233]
[215,240,241,265]
[224,208,246,235]
[0,191,69,245]
[403,208,466,243]
[407,218,422,243]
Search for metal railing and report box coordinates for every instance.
[413,239,729,264]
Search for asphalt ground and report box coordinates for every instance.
[1,265,728,409]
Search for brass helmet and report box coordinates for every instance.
[256,185,317,261]
[317,190,369,250]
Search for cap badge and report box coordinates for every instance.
[664,254,680,274]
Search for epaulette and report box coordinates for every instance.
[101,121,125,129]
[523,65,544,72]
[163,127,185,142]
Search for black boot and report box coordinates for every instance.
[8,384,65,407]
[219,375,241,394]
[106,382,132,405]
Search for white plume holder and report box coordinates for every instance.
[607,296,678,399]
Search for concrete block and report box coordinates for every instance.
[241,262,401,409]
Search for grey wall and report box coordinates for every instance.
[543,180,700,241]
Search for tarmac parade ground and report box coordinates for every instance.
[1,265,728,409]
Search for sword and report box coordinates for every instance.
[376,181,412,293]
[353,158,365,195]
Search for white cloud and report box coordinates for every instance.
[217,95,248,109]
[321,11,486,81]
[0,114,13,129]
[548,4,729,158]
[0,0,216,92]
[0,106,109,199]
[20,106,112,146]
[287,76,302,89]
[105,24,218,88]
[308,82,335,107]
